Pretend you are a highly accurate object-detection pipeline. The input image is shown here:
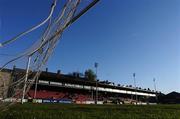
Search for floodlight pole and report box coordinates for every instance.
[21,55,31,104]
[91,87,93,100]
[95,62,98,104]
[153,78,158,103]
[133,73,137,104]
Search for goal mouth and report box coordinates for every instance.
[0,0,99,107]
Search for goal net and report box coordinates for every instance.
[0,0,99,108]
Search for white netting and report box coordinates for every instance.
[0,0,84,108]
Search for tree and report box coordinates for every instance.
[84,69,96,81]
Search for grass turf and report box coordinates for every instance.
[0,103,180,119]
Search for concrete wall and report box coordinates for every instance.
[0,72,11,99]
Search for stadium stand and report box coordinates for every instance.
[0,67,158,104]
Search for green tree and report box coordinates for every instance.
[84,69,96,81]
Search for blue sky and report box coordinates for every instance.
[0,0,180,94]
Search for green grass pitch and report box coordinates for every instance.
[0,103,180,119]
